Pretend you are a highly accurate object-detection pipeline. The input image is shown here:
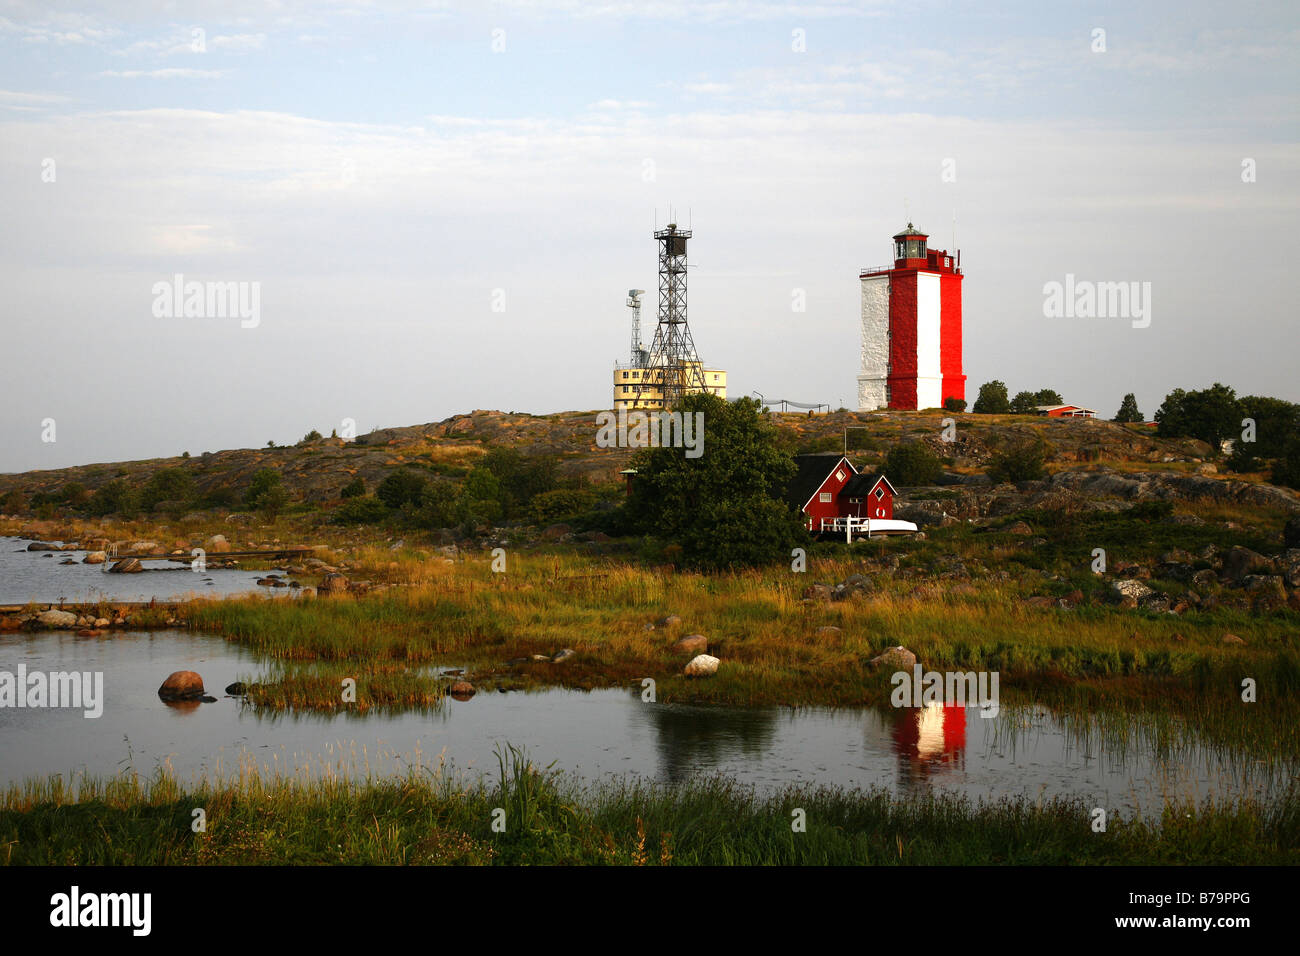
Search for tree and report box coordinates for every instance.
[1113,393,1143,423]
[141,468,195,510]
[943,397,967,413]
[299,429,323,446]
[332,496,388,525]
[376,468,429,509]
[972,381,1010,414]
[1155,383,1242,449]
[1009,391,1039,415]
[245,468,284,507]
[88,479,135,516]
[340,476,366,499]
[416,480,459,528]
[988,439,1048,483]
[1269,434,1300,490]
[257,485,289,522]
[1033,388,1064,407]
[625,393,805,570]
[883,441,941,486]
[243,468,289,520]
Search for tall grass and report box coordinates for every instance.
[1,755,1293,865]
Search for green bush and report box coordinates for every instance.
[529,488,597,525]
[340,477,366,499]
[376,469,429,509]
[943,397,967,413]
[332,496,389,525]
[988,440,1047,483]
[883,440,941,486]
[141,468,195,511]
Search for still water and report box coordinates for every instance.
[1,629,1289,818]
[1,537,283,604]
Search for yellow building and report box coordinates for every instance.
[613,362,727,410]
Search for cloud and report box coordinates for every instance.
[98,68,225,79]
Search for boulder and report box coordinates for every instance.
[158,670,206,701]
[448,680,476,700]
[1003,521,1034,535]
[540,523,571,542]
[1221,634,1246,646]
[655,614,682,628]
[26,541,58,551]
[36,609,78,628]
[225,682,248,696]
[673,634,708,654]
[83,551,107,564]
[869,645,918,671]
[800,584,832,604]
[109,558,143,574]
[684,654,719,678]
[318,573,349,595]
[1225,546,1271,583]
[550,648,576,663]
[1280,549,1300,589]
[1112,579,1154,603]
[204,534,231,553]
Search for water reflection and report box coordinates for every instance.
[887,704,967,794]
[638,694,780,785]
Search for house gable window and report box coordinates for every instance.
[874,487,886,500]
[819,492,832,503]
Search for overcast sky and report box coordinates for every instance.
[2,0,1296,473]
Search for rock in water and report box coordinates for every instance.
[684,654,719,678]
[448,680,475,700]
[109,558,143,574]
[224,682,248,696]
[83,551,107,564]
[158,671,206,701]
[26,542,58,551]
[36,609,78,629]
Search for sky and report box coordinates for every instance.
[1,0,1297,473]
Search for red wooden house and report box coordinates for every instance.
[787,454,911,537]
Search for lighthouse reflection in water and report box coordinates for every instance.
[891,703,967,790]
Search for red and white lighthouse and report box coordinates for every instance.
[858,223,965,411]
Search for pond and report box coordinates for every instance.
[0,536,287,604]
[1,629,1289,818]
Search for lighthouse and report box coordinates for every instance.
[857,223,965,411]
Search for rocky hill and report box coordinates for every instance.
[0,407,1293,518]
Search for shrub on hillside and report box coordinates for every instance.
[943,397,967,413]
[883,441,941,487]
[340,476,366,499]
[988,440,1047,483]
[332,495,389,525]
[529,488,597,525]
[376,469,429,509]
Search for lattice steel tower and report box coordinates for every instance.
[636,223,708,408]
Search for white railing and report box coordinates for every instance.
[859,264,893,276]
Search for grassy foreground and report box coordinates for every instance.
[3,749,1295,866]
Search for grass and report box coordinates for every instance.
[1,750,1294,865]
